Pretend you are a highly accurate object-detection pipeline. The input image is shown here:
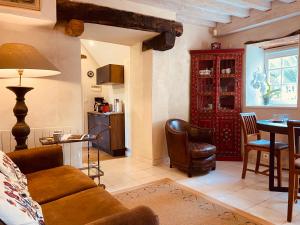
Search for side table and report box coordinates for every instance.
[39,134,105,188]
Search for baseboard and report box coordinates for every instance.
[152,156,169,166]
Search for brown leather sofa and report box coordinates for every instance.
[4,146,159,225]
[165,119,216,177]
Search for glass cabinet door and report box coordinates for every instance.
[196,57,216,112]
[217,56,240,112]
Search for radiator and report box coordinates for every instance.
[0,127,82,168]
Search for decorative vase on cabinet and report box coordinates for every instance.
[190,49,244,161]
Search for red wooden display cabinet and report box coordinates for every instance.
[190,49,244,161]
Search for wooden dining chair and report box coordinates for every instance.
[287,120,300,222]
[240,113,288,186]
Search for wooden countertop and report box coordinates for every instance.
[88,111,124,116]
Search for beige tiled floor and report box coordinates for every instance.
[96,157,299,225]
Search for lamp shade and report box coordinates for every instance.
[0,43,60,77]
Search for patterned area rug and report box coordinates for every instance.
[113,178,272,225]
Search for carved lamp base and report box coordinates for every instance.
[7,86,33,150]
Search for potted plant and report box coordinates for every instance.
[251,69,281,105]
[262,81,281,105]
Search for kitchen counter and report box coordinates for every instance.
[88,111,124,116]
[88,111,126,156]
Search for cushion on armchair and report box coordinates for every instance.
[189,142,216,158]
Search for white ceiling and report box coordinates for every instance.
[128,0,296,27]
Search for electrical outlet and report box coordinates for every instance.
[263,153,269,160]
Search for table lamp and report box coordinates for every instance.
[0,43,60,150]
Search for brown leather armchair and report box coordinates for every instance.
[165,119,216,177]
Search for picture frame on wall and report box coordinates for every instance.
[0,0,40,11]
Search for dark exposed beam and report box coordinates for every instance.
[245,29,300,45]
[65,19,84,37]
[57,0,183,37]
[142,32,176,51]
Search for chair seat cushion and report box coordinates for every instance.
[42,187,127,225]
[27,165,97,204]
[248,139,288,150]
[189,142,216,158]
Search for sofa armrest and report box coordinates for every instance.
[7,145,63,174]
[85,206,159,225]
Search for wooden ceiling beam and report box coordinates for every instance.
[216,0,272,11]
[57,0,183,51]
[129,0,232,23]
[182,0,249,18]
[215,0,300,36]
[178,8,230,23]
[57,0,183,37]
[142,32,176,51]
[278,0,296,3]
[176,14,216,28]
[65,19,84,37]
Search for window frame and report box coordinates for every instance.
[263,46,299,108]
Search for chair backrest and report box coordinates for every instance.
[287,120,300,171]
[240,112,260,144]
[166,119,189,133]
[165,119,190,164]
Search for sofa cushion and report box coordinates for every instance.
[27,165,97,204]
[42,187,127,225]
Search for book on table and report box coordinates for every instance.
[60,134,89,141]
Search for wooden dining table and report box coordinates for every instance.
[256,120,289,192]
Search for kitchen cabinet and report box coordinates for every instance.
[96,64,124,85]
[88,112,126,156]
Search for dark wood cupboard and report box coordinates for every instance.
[189,49,244,161]
[96,64,124,85]
[88,112,126,156]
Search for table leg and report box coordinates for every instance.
[269,132,275,191]
[88,141,90,177]
[269,132,289,192]
[97,145,100,185]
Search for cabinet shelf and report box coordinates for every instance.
[199,92,213,96]
[198,74,215,78]
[220,92,235,96]
[220,74,237,78]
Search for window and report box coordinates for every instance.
[245,44,299,107]
[265,48,298,107]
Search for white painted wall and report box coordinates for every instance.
[151,23,214,163]
[245,45,265,106]
[81,40,131,148]
[0,22,83,167]
[80,45,101,134]
[130,43,153,161]
[0,0,56,27]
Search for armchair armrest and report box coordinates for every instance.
[85,206,159,225]
[7,145,63,174]
[188,126,214,144]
